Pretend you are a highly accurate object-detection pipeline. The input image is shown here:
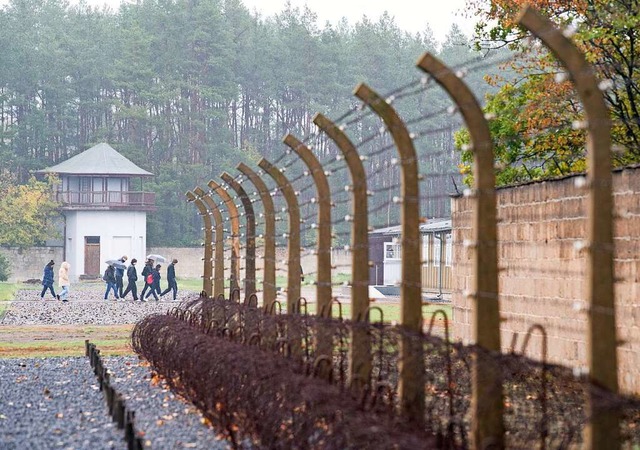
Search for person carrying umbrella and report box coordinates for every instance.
[122,258,138,301]
[40,260,57,300]
[115,255,128,298]
[160,259,179,301]
[103,264,119,300]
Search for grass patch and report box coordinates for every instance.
[282,301,452,324]
[176,277,205,292]
[0,339,133,358]
[0,282,40,301]
[0,324,134,358]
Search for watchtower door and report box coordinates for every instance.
[84,236,101,277]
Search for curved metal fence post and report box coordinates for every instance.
[194,187,225,298]
[283,133,333,359]
[354,83,424,425]
[517,7,618,449]
[258,158,302,314]
[418,53,504,449]
[186,190,213,296]
[283,134,332,311]
[314,112,372,389]
[238,163,277,313]
[222,172,256,298]
[209,180,241,297]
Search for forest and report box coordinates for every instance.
[0,0,503,246]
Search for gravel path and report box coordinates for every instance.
[2,287,198,326]
[102,356,229,449]
[0,357,123,449]
[0,286,231,448]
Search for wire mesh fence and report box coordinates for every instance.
[156,5,640,448]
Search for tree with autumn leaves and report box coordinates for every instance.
[0,174,60,248]
[456,0,640,185]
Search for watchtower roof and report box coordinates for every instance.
[38,143,153,177]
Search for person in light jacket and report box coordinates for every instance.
[58,261,70,302]
[40,260,57,300]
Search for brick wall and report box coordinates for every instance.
[452,165,640,394]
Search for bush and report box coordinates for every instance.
[0,252,10,281]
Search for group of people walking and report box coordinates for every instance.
[103,256,179,302]
[40,259,70,302]
[40,256,179,302]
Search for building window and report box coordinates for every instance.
[384,242,401,260]
[422,234,430,266]
[445,233,452,267]
[434,236,442,267]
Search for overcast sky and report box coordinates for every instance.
[241,0,475,42]
[0,0,476,43]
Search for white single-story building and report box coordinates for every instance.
[368,218,452,295]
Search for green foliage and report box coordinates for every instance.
[0,252,10,282]
[465,0,640,187]
[0,175,60,248]
[455,79,586,186]
[0,0,502,241]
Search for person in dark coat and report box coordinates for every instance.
[40,260,57,300]
[103,264,119,300]
[140,259,154,299]
[115,255,128,298]
[121,258,138,301]
[160,259,178,301]
[144,264,161,301]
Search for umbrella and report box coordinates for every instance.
[146,254,167,263]
[105,259,127,270]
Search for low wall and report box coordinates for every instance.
[147,247,352,280]
[451,165,640,394]
[146,247,204,279]
[1,246,64,283]
[2,245,352,284]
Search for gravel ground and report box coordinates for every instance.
[102,356,229,449]
[0,357,124,449]
[0,285,231,448]
[2,287,199,326]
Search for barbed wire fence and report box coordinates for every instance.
[136,6,640,449]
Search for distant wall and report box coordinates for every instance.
[146,247,204,278]
[1,246,64,282]
[451,165,640,394]
[2,245,352,282]
[128,246,352,280]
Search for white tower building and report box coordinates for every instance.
[39,143,155,281]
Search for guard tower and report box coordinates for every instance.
[39,143,155,280]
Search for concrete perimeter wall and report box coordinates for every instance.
[3,245,351,283]
[452,165,640,394]
[1,246,64,282]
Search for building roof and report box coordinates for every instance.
[38,143,153,177]
[420,219,451,233]
[369,218,451,236]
